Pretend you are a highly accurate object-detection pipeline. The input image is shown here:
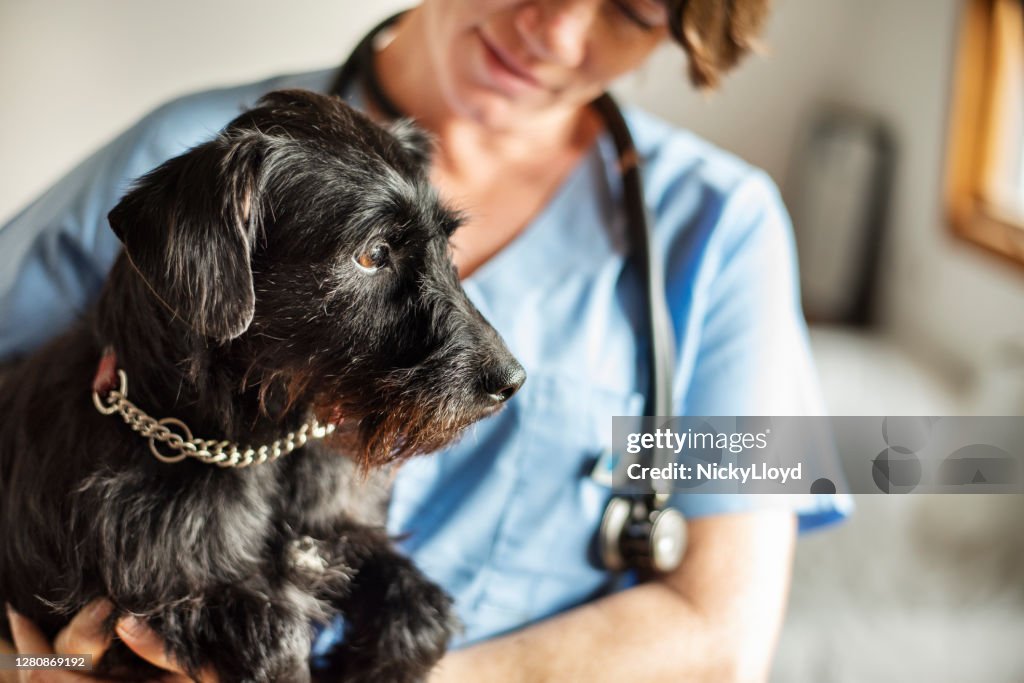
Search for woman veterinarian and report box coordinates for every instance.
[1,1,850,681]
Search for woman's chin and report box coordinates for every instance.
[443,84,524,128]
[446,87,565,134]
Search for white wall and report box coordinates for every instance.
[621,0,1024,383]
[2,0,1023,380]
[0,0,408,222]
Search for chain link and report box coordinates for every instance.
[92,370,335,468]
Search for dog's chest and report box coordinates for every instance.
[279,444,390,533]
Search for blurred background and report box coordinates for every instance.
[1,0,1023,680]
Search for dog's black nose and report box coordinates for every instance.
[483,362,526,404]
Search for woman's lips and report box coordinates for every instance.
[476,28,545,94]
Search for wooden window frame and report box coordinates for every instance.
[946,0,1024,269]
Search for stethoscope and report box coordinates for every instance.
[332,12,687,575]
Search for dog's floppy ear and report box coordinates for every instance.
[387,119,434,176]
[108,134,265,342]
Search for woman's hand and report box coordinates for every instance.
[5,602,217,682]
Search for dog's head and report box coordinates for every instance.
[107,89,525,466]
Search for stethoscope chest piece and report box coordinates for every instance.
[599,495,687,574]
[650,505,686,572]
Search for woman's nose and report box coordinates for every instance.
[513,0,597,67]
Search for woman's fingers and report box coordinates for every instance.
[6,604,93,682]
[114,617,215,682]
[113,617,183,675]
[5,605,213,683]
[52,601,113,663]
[6,605,53,657]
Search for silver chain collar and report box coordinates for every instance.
[92,369,335,468]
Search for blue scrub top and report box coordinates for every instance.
[0,68,851,652]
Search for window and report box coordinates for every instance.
[946,0,1024,266]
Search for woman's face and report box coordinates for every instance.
[418,0,669,127]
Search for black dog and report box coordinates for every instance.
[0,89,525,682]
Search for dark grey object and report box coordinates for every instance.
[787,107,895,325]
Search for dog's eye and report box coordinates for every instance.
[354,243,390,272]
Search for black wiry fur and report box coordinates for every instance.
[0,89,525,682]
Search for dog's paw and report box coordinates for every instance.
[377,568,457,671]
[328,563,457,683]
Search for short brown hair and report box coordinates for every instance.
[669,0,772,89]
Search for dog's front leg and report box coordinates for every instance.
[311,526,457,683]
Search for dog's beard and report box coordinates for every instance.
[317,400,474,470]
[315,366,497,469]
[255,362,494,470]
